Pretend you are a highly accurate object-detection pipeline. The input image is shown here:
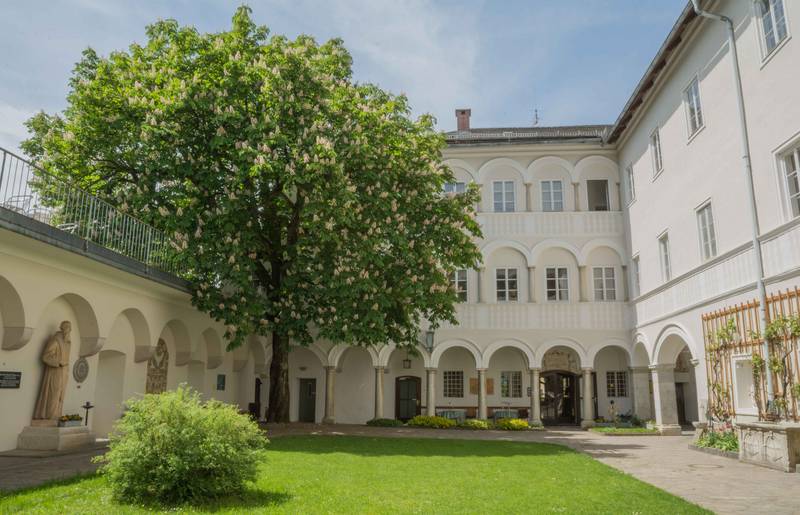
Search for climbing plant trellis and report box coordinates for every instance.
[702,287,800,422]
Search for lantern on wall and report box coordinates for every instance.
[425,330,435,353]
[402,350,412,370]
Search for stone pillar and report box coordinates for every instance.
[524,183,532,212]
[477,368,488,420]
[476,267,484,303]
[581,367,595,428]
[374,366,385,419]
[573,183,581,211]
[651,364,681,435]
[426,368,437,416]
[579,266,589,302]
[630,367,652,420]
[323,365,336,424]
[529,368,542,425]
[527,266,536,303]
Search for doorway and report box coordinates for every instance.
[540,371,579,425]
[298,378,316,423]
[587,180,610,211]
[676,382,687,425]
[250,377,262,420]
[395,376,421,421]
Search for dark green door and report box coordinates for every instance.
[298,378,316,423]
[540,371,579,425]
[395,376,420,421]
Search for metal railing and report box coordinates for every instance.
[0,147,182,276]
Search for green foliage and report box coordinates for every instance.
[406,415,456,429]
[714,318,738,345]
[94,385,268,504]
[457,418,491,430]
[494,418,530,431]
[764,315,800,343]
[366,418,404,427]
[589,427,658,435]
[696,430,739,452]
[751,353,764,378]
[22,5,482,353]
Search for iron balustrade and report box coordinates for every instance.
[0,147,182,276]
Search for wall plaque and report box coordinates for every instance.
[0,371,22,389]
[73,357,89,383]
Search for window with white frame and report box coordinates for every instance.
[783,145,800,218]
[696,202,718,261]
[493,180,515,212]
[545,267,569,301]
[541,180,564,212]
[593,267,616,301]
[443,370,464,398]
[631,256,641,298]
[501,371,523,398]
[451,269,467,302]
[443,182,466,195]
[758,0,788,56]
[685,78,704,137]
[625,165,636,203]
[495,268,518,302]
[658,233,672,282]
[650,128,663,175]
[606,371,628,397]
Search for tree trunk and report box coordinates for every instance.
[267,333,290,422]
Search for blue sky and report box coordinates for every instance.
[0,0,686,152]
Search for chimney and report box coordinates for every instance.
[456,108,471,131]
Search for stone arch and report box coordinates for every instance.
[653,323,697,366]
[430,338,482,368]
[442,158,478,183]
[632,333,651,367]
[202,328,224,369]
[574,155,620,184]
[289,343,327,367]
[535,339,587,369]
[481,240,533,267]
[111,308,153,363]
[530,239,582,266]
[232,336,268,374]
[579,239,626,267]
[158,319,192,366]
[587,339,633,365]
[328,344,379,369]
[526,155,577,184]
[477,157,526,183]
[378,343,431,368]
[0,275,31,350]
[481,339,535,369]
[35,292,104,357]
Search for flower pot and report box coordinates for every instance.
[58,420,82,427]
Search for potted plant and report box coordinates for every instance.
[58,414,83,427]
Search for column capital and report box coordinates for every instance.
[690,358,700,367]
[476,368,488,373]
[324,365,336,371]
[425,367,438,372]
[649,363,674,372]
[629,366,650,373]
[529,367,542,373]
[374,365,385,371]
[581,367,594,373]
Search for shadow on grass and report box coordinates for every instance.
[145,488,293,513]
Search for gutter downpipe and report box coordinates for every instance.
[690,0,774,411]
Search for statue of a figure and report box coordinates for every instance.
[32,321,72,423]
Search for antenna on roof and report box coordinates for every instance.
[532,108,540,126]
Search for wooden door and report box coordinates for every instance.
[299,378,316,423]
[395,376,421,421]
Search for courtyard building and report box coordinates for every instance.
[0,0,799,449]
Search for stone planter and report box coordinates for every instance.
[688,443,738,460]
[692,421,708,443]
[737,422,800,472]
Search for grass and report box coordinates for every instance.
[589,426,660,435]
[0,435,708,514]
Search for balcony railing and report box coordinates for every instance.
[439,301,630,331]
[0,147,182,276]
[476,211,623,237]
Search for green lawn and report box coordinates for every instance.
[589,426,661,435]
[0,435,707,514]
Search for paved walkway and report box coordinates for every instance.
[1,425,798,514]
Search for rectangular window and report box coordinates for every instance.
[443,370,464,398]
[545,267,569,301]
[685,78,704,137]
[606,371,628,398]
[541,180,564,212]
[443,182,466,195]
[587,180,610,211]
[450,269,467,302]
[631,256,641,298]
[493,180,515,212]
[759,0,788,55]
[784,146,800,218]
[696,203,718,261]
[650,128,663,175]
[593,267,617,301]
[625,165,636,203]
[500,371,523,398]
[659,233,672,282]
[495,268,518,302]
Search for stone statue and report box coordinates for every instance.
[32,321,72,424]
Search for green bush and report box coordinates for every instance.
[406,415,456,429]
[495,418,530,431]
[94,385,268,504]
[696,430,739,452]
[366,418,404,427]
[457,419,491,430]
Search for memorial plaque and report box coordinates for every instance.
[0,371,22,389]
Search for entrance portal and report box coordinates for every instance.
[298,378,316,423]
[395,376,421,421]
[540,371,579,425]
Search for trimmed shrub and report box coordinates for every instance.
[495,418,531,431]
[696,430,739,452]
[406,415,456,429]
[366,418,404,427]
[94,385,268,504]
[458,419,491,430]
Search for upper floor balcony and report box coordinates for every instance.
[476,210,624,238]
[441,301,630,331]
